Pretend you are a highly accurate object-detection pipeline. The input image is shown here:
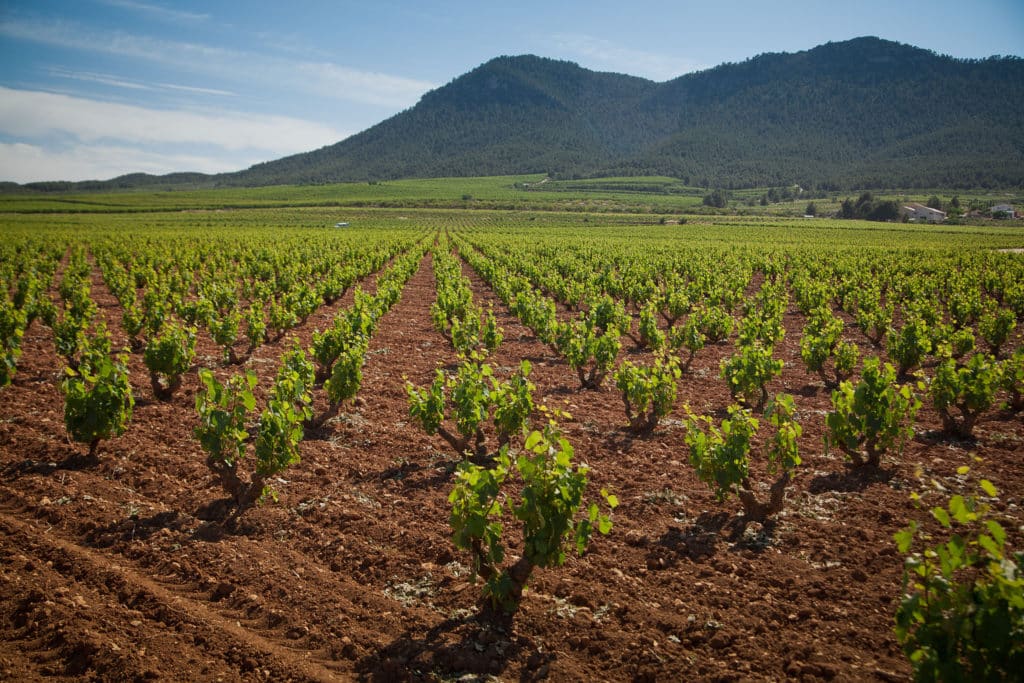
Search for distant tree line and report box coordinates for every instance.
[838,192,899,221]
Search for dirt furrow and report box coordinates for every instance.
[5,224,1023,681]
[0,504,343,682]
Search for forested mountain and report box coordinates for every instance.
[232,55,661,186]
[20,37,1024,191]
[631,37,1024,189]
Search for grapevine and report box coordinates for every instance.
[449,414,616,614]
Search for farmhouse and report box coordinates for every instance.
[899,202,946,223]
[991,204,1016,218]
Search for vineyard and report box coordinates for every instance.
[1,200,1023,681]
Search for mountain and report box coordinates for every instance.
[632,37,1024,189]
[17,37,1024,191]
[233,55,661,186]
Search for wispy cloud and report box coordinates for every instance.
[550,33,708,81]
[0,86,347,153]
[0,18,229,70]
[0,83,353,183]
[0,17,435,108]
[0,140,259,183]
[157,82,236,97]
[292,61,438,106]
[98,0,209,23]
[0,85,348,167]
[48,67,237,97]
[47,67,153,91]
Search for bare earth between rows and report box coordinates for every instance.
[1,247,1022,681]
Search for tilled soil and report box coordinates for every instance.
[1,247,1022,682]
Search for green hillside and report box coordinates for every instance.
[15,37,1024,192]
[229,37,1023,190]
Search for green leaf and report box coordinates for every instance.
[978,534,1000,558]
[948,495,970,524]
[979,479,998,497]
[931,506,951,528]
[985,520,1006,546]
[894,524,917,553]
[555,448,571,468]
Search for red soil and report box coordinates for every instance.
[1,248,1021,682]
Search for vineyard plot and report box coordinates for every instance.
[1,210,1023,681]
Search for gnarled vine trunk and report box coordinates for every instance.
[622,395,658,434]
[437,425,488,459]
[737,471,791,523]
[150,373,179,401]
[207,456,264,519]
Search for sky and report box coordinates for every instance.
[1,0,1021,184]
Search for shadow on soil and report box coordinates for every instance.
[188,499,264,541]
[546,384,578,397]
[80,503,257,548]
[793,383,823,399]
[2,448,106,480]
[84,510,188,548]
[357,614,555,682]
[379,458,458,489]
[646,511,779,569]
[381,452,508,490]
[915,429,980,449]
[807,465,893,494]
[601,425,671,454]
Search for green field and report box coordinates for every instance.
[2,174,1022,220]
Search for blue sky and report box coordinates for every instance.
[1,0,1021,183]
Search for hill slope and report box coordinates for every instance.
[234,55,661,185]
[19,37,1024,191]
[230,37,1023,190]
[633,37,1024,188]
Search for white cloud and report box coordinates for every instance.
[0,17,435,108]
[0,88,353,182]
[47,67,154,91]
[0,141,249,183]
[292,61,437,107]
[98,0,209,23]
[157,82,236,97]
[0,87,347,154]
[550,33,708,81]
[48,68,237,97]
[0,18,230,72]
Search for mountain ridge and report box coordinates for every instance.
[14,37,1024,191]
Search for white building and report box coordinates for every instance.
[900,202,947,223]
